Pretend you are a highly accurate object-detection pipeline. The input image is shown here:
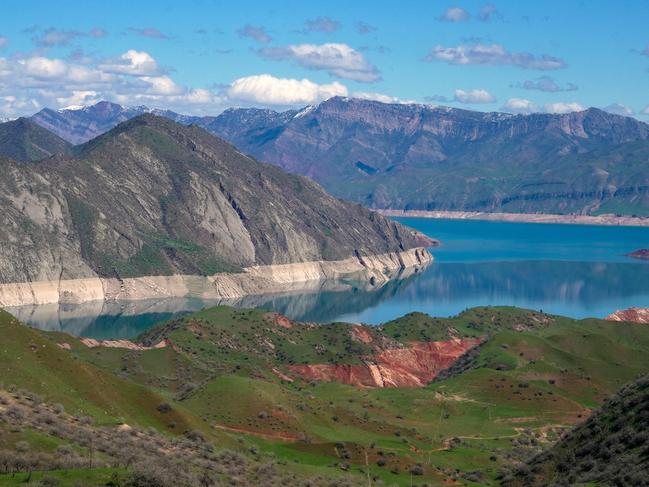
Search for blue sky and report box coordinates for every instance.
[1,0,648,117]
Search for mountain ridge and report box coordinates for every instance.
[28,98,649,216]
[0,117,72,161]
[0,114,432,290]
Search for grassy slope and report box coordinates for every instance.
[0,309,194,431]
[4,306,649,485]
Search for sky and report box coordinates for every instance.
[0,0,648,118]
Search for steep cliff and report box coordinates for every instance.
[0,114,433,289]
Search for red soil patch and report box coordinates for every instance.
[289,337,484,388]
[606,307,649,324]
[272,313,293,329]
[350,325,374,344]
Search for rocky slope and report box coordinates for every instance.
[32,98,649,216]
[606,307,649,324]
[0,117,71,161]
[503,374,649,486]
[204,97,649,215]
[0,114,432,300]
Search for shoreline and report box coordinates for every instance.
[378,210,649,227]
[0,247,432,308]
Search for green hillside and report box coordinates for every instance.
[2,305,649,486]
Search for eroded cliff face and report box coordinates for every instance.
[0,247,433,307]
[289,337,483,388]
[606,308,649,324]
[0,114,434,288]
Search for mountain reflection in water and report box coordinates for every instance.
[8,259,649,339]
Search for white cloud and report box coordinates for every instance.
[0,50,226,117]
[228,74,347,105]
[98,50,163,76]
[602,103,634,117]
[424,43,566,70]
[439,7,470,22]
[501,97,538,114]
[453,88,496,104]
[259,43,380,82]
[56,90,100,108]
[544,101,584,114]
[642,105,649,115]
[20,57,68,79]
[0,36,8,48]
[352,91,417,104]
[141,75,183,95]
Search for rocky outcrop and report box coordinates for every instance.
[606,307,649,324]
[77,337,168,350]
[0,247,432,307]
[289,336,483,388]
[0,114,434,289]
[628,249,649,259]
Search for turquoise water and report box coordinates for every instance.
[10,218,649,338]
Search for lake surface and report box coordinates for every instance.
[9,218,649,339]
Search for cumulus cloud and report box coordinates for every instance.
[453,88,496,104]
[424,43,566,70]
[259,43,380,82]
[356,21,377,34]
[98,50,163,76]
[602,103,634,117]
[439,7,470,22]
[0,50,226,117]
[303,17,341,33]
[228,74,347,105]
[519,76,577,92]
[237,25,272,43]
[501,97,538,114]
[544,101,584,114]
[0,36,9,48]
[126,27,170,39]
[478,3,500,21]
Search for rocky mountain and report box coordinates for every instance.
[31,98,649,216]
[30,101,197,145]
[204,97,649,215]
[0,117,71,161]
[0,114,431,285]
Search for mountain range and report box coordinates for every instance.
[27,98,649,216]
[0,114,430,287]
